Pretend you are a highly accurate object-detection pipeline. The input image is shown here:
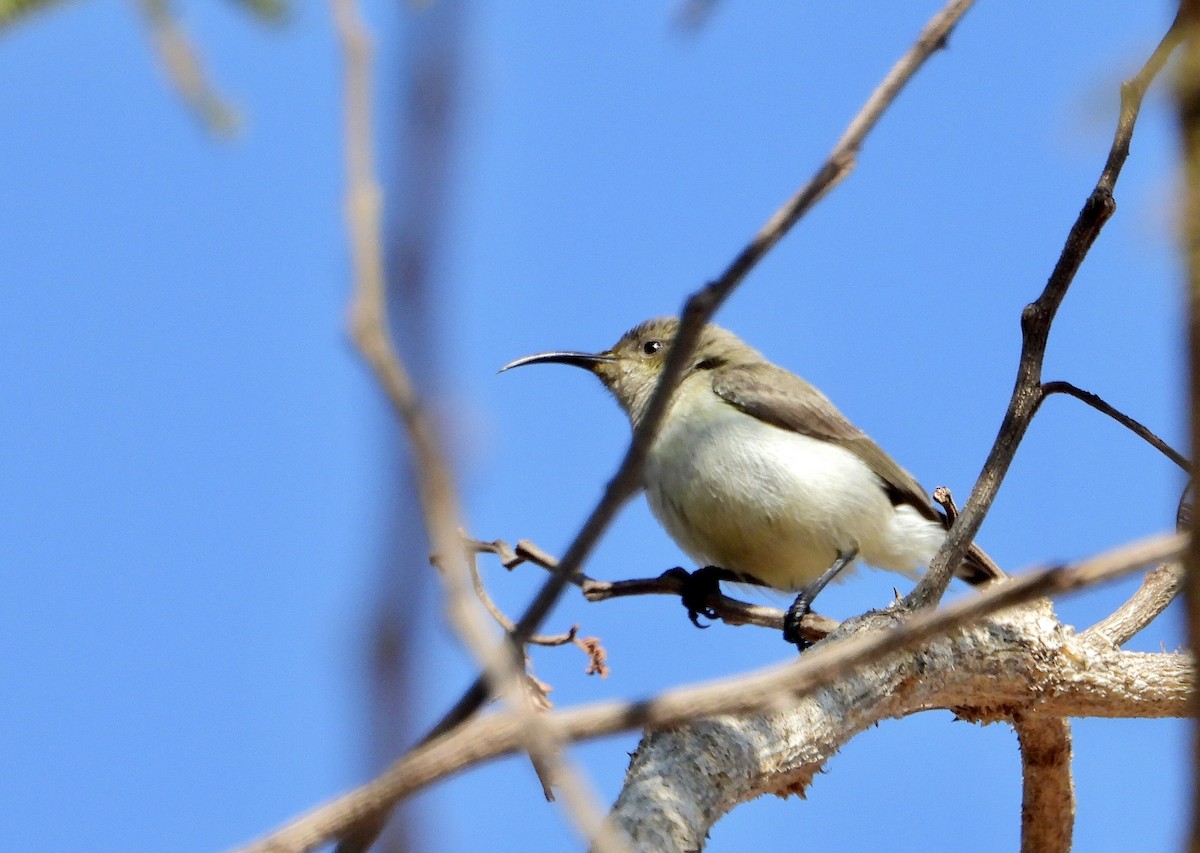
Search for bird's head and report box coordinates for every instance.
[500,316,758,426]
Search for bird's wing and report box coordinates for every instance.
[711,361,939,519]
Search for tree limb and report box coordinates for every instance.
[229,532,1185,853]
[1083,561,1184,647]
[328,0,617,848]
[1013,714,1075,853]
[909,11,1187,608]
[608,607,1173,853]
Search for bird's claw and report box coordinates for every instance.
[666,566,725,630]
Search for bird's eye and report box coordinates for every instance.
[641,340,662,356]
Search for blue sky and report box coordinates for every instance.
[0,2,1188,851]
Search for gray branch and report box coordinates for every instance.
[606,601,1187,852]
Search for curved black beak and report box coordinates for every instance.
[498,351,614,373]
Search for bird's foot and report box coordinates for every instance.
[783,549,858,652]
[783,592,815,651]
[665,565,731,629]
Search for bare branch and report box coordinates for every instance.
[425,0,982,740]
[609,649,1168,852]
[138,0,239,135]
[514,539,565,571]
[462,547,583,647]
[1173,9,1200,850]
[582,571,838,640]
[230,532,1185,853]
[933,485,960,523]
[1042,380,1190,472]
[479,535,838,640]
[468,537,522,569]
[1083,561,1184,647]
[1013,715,1075,853]
[327,1,618,849]
[909,14,1186,608]
[466,548,514,629]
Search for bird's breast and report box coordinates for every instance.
[643,391,899,589]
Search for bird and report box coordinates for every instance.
[501,316,1002,647]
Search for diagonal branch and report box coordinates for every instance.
[909,13,1187,608]
[1041,380,1190,472]
[138,0,239,134]
[1083,560,1184,647]
[327,1,617,850]
[429,0,981,742]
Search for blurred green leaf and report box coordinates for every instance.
[222,0,287,25]
[0,0,78,32]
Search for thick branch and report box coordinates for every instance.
[608,609,1174,853]
[231,532,1184,853]
[1014,715,1075,853]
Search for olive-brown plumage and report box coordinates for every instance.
[502,317,1000,636]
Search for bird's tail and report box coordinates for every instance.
[954,541,1004,586]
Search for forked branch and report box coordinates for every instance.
[910,12,1187,608]
[231,533,1185,853]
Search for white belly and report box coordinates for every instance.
[643,390,944,590]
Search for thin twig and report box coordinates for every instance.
[138,0,239,135]
[468,537,522,569]
[467,549,513,628]
[484,535,837,640]
[429,0,981,740]
[231,531,1186,853]
[1042,380,1190,471]
[909,14,1187,608]
[1013,714,1075,853]
[933,486,960,524]
[581,572,838,640]
[464,548,581,646]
